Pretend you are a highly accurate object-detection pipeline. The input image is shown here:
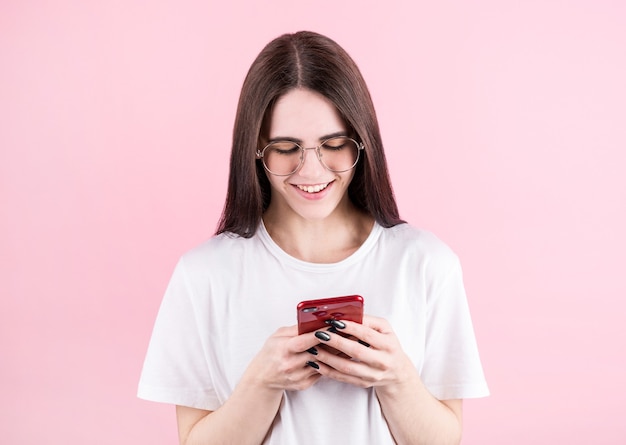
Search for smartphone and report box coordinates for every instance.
[297,295,364,335]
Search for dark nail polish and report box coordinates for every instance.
[329,319,346,329]
[306,360,319,369]
[315,331,331,341]
[327,326,338,334]
[306,347,318,355]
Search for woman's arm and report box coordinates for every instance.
[375,375,462,445]
[176,326,322,445]
[176,381,281,445]
[311,316,462,445]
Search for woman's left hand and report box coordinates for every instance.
[310,314,416,389]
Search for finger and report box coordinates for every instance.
[285,365,322,391]
[314,346,367,374]
[314,329,371,362]
[331,320,381,350]
[287,353,324,376]
[326,325,371,347]
[288,331,325,354]
[305,360,319,370]
[317,343,348,357]
[314,358,375,387]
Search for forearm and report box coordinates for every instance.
[181,326,322,444]
[182,376,283,445]
[375,372,462,445]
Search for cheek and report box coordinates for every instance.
[341,170,356,188]
[266,175,291,197]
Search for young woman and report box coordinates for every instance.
[138,31,489,445]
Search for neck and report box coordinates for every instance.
[263,203,374,263]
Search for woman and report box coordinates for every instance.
[138,31,489,444]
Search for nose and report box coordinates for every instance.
[297,147,325,176]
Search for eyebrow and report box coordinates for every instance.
[267,131,349,144]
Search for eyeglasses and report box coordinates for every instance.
[256,136,364,176]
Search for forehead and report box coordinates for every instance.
[267,88,347,140]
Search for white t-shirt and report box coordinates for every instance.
[138,222,489,443]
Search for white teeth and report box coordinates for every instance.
[296,183,329,193]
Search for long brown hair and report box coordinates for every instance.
[216,31,404,237]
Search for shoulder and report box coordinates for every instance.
[183,231,250,258]
[381,223,459,261]
[176,231,261,277]
[380,223,461,273]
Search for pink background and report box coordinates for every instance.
[2,0,625,443]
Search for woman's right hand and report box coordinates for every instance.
[241,325,323,392]
[178,326,322,445]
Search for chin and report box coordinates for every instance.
[283,198,341,221]
[292,208,336,222]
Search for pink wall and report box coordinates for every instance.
[1,1,625,443]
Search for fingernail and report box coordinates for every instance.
[329,319,346,329]
[306,347,318,355]
[315,331,331,341]
[327,326,338,334]
[306,361,319,369]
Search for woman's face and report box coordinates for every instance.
[262,88,356,223]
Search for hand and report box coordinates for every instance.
[241,325,324,392]
[308,315,417,390]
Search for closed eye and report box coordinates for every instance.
[322,137,350,151]
[268,141,301,155]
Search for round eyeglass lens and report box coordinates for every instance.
[318,137,360,173]
[262,137,360,175]
[262,141,302,176]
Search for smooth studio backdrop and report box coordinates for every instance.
[1,1,625,443]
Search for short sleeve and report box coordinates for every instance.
[137,257,220,410]
[421,255,490,400]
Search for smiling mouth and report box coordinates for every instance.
[294,182,331,194]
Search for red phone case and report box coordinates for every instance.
[297,295,364,334]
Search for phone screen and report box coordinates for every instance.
[297,295,363,334]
